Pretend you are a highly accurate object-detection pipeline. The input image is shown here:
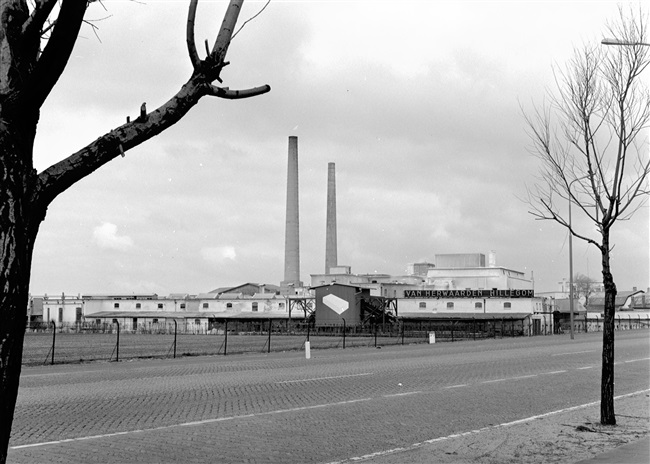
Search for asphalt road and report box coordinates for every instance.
[8,331,650,463]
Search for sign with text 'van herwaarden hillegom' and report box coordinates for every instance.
[323,294,349,315]
[403,289,535,299]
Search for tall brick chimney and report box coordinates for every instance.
[325,162,337,274]
[281,136,302,291]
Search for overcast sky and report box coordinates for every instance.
[29,1,649,297]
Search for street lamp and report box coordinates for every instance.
[601,38,650,46]
[568,175,589,340]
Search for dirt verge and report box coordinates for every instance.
[362,390,650,463]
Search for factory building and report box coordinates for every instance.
[310,252,551,330]
[33,289,304,333]
[29,136,646,334]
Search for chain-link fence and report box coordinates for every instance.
[22,315,649,366]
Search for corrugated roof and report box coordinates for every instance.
[209,312,304,320]
[587,290,645,310]
[251,293,280,299]
[310,283,366,290]
[209,283,280,295]
[209,287,232,294]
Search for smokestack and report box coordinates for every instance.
[325,162,338,274]
[282,136,302,290]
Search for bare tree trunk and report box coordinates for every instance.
[600,229,616,425]
[0,3,270,462]
[0,246,32,464]
[522,4,648,430]
[0,122,42,463]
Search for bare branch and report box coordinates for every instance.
[23,0,88,109]
[186,0,201,70]
[207,0,242,81]
[21,0,57,42]
[526,189,603,251]
[35,78,208,207]
[206,84,271,99]
[231,0,270,41]
[34,0,272,208]
[523,6,649,256]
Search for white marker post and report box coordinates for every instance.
[305,341,311,359]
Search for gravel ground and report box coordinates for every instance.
[345,390,650,464]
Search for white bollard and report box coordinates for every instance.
[428,332,436,344]
[305,340,311,359]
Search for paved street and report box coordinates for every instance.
[8,331,650,463]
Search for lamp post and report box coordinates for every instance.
[601,38,650,46]
[568,175,588,340]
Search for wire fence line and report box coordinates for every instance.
[22,315,650,366]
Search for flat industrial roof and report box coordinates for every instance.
[89,311,304,320]
[398,312,533,320]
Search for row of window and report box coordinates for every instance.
[113,302,186,309]
[418,302,512,309]
[201,302,286,310]
[101,318,206,325]
[110,302,287,312]
[103,318,197,325]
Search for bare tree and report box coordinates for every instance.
[524,6,649,425]
[574,273,598,307]
[0,1,269,461]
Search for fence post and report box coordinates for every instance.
[50,320,56,365]
[342,318,346,349]
[401,321,405,345]
[173,319,177,359]
[307,322,310,341]
[374,324,378,347]
[268,318,272,354]
[114,320,120,362]
[224,319,228,356]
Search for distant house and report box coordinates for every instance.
[587,289,646,313]
[632,291,650,309]
[40,294,85,325]
[552,298,587,315]
[28,286,310,333]
[209,283,281,296]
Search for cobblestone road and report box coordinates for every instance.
[8,331,650,463]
